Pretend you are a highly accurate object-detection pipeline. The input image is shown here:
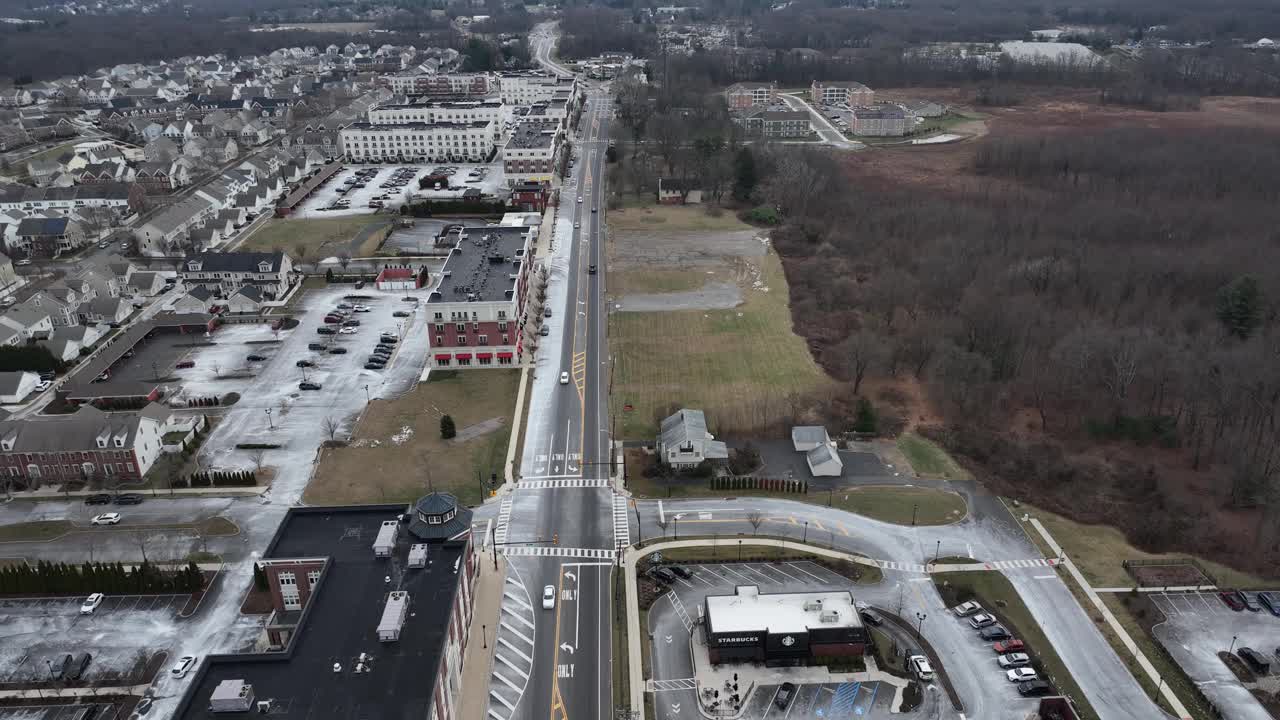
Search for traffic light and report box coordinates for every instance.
[553,533,559,545]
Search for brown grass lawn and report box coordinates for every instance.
[305,370,519,507]
[238,216,391,259]
[609,268,709,296]
[611,251,832,439]
[606,205,752,234]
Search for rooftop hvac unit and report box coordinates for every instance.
[372,520,398,558]
[408,543,428,568]
[820,610,841,623]
[803,599,824,611]
[377,590,410,642]
[209,680,255,713]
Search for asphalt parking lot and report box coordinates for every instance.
[0,703,122,720]
[1150,590,1280,720]
[292,162,508,219]
[93,333,204,395]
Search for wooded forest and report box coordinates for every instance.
[754,129,1280,572]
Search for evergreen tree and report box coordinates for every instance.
[732,147,757,202]
[253,562,268,592]
[1216,275,1263,340]
[440,414,457,439]
[853,397,878,434]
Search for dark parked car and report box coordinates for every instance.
[64,653,92,682]
[859,608,884,626]
[775,683,796,709]
[1221,591,1246,612]
[299,382,322,391]
[246,354,267,362]
[364,362,386,370]
[329,347,348,355]
[175,360,195,369]
[84,494,112,505]
[113,493,144,505]
[49,654,71,680]
[589,264,597,274]
[296,360,315,368]
[392,310,411,318]
[1242,592,1264,612]
[1240,647,1272,674]
[1017,680,1052,697]
[379,336,398,344]
[342,319,360,327]
[669,565,693,579]
[1259,592,1280,617]
[323,315,343,324]
[979,625,1010,641]
[317,327,337,335]
[649,567,677,584]
[308,342,327,351]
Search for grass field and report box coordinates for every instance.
[897,433,972,480]
[609,268,709,296]
[1028,503,1271,589]
[934,571,1098,720]
[238,216,392,259]
[606,205,752,234]
[836,485,966,525]
[305,370,518,507]
[612,251,831,438]
[0,520,72,542]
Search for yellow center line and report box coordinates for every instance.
[549,567,567,720]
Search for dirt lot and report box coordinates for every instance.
[1129,563,1211,588]
[304,370,518,506]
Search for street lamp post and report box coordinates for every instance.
[934,540,941,563]
[911,504,918,527]
[1229,634,1239,654]
[674,516,679,540]
[363,384,370,403]
[265,407,273,430]
[915,612,927,638]
[803,521,809,544]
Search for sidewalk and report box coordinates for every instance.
[8,485,264,501]
[1028,518,1190,719]
[460,552,508,720]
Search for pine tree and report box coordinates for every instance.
[1216,275,1263,340]
[253,563,268,592]
[440,414,457,440]
[732,147,757,202]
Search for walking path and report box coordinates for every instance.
[0,683,152,699]
[459,548,509,720]
[1028,518,1191,720]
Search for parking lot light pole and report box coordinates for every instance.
[911,504,918,527]
[265,408,273,430]
[915,612,927,639]
[363,384,370,403]
[934,540,941,563]
[803,521,809,543]
[1229,635,1238,654]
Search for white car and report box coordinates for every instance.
[170,655,197,678]
[951,601,982,616]
[997,652,1031,668]
[80,593,104,614]
[90,512,121,526]
[577,196,583,203]
[339,326,359,334]
[542,585,555,610]
[559,371,569,385]
[969,613,996,628]
[34,380,52,392]
[1006,667,1037,683]
[574,222,580,229]
[353,305,371,312]
[15,259,31,266]
[908,655,934,681]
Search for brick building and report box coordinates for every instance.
[725,82,777,109]
[502,121,562,185]
[0,403,171,488]
[426,225,535,368]
[810,80,875,107]
[850,106,908,136]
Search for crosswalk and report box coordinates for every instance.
[612,495,631,551]
[502,545,616,560]
[985,558,1055,570]
[516,478,611,489]
[878,560,928,573]
[667,590,693,632]
[649,678,697,692]
[488,574,536,720]
[494,496,513,546]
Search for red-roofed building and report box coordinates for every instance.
[375,265,427,291]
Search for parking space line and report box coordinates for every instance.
[688,568,717,586]
[674,576,696,590]
[738,565,777,584]
[715,565,756,584]
[786,562,828,584]
[760,563,806,585]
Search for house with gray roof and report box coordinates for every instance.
[14,217,87,259]
[0,371,38,404]
[181,251,294,300]
[657,408,729,470]
[805,443,844,477]
[78,295,131,326]
[0,306,53,339]
[791,426,830,452]
[0,403,171,488]
[134,195,214,256]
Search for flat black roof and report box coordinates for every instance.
[428,226,529,305]
[505,121,558,149]
[177,507,465,720]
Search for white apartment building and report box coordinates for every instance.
[502,121,562,185]
[498,71,576,105]
[367,100,503,142]
[381,72,493,96]
[339,121,497,163]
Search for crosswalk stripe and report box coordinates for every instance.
[495,653,529,679]
[499,637,533,662]
[489,691,515,712]
[515,478,611,489]
[493,670,522,694]
[502,545,616,560]
[494,496,513,545]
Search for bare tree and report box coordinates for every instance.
[834,329,884,396]
[338,251,352,272]
[132,531,150,564]
[746,510,764,536]
[249,449,267,477]
[322,416,340,440]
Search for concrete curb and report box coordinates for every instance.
[1028,518,1190,720]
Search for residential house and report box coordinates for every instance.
[26,158,65,187]
[39,324,102,362]
[127,271,167,297]
[224,285,263,313]
[144,136,181,163]
[0,89,34,108]
[183,136,211,160]
[188,226,220,251]
[810,80,875,107]
[657,408,729,470]
[897,99,945,118]
[134,195,215,256]
[656,178,702,205]
[725,82,777,109]
[135,161,179,194]
[733,108,811,138]
[850,106,907,136]
[180,251,294,300]
[14,218,87,259]
[0,253,18,297]
[78,295,131,325]
[171,285,215,313]
[0,372,39,403]
[791,426,831,451]
[211,137,239,163]
[0,403,172,488]
[239,121,271,146]
[0,305,53,339]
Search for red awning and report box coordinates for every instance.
[477,353,493,359]
[497,352,514,359]
[455,353,472,360]
[434,354,451,361]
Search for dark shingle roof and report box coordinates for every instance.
[183,251,284,274]
[16,217,69,237]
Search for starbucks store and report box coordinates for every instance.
[702,585,870,666]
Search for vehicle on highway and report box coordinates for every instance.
[98,241,110,249]
[296,360,315,368]
[114,493,143,505]
[539,325,550,336]
[1017,680,1052,697]
[592,207,598,213]
[299,382,322,391]
[91,512,121,525]
[15,259,31,266]
[993,639,1026,654]
[560,371,569,384]
[80,593,104,615]
[588,264,596,274]
[542,585,555,610]
[774,683,796,710]
[35,379,52,392]
[1221,591,1246,611]
[979,625,1011,641]
[246,354,267,362]
[84,494,111,505]
[1007,668,1038,683]
[968,613,996,629]
[175,360,195,369]
[909,656,934,681]
[574,222,580,229]
[951,601,983,616]
[317,327,337,335]
[997,653,1031,668]
[577,196,583,203]
[171,655,197,678]
[329,347,348,354]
